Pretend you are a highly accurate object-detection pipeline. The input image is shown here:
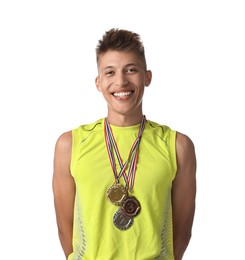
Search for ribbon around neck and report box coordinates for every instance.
[104,116,146,192]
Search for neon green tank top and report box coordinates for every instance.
[68,118,177,260]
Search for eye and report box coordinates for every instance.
[105,71,115,76]
[126,68,137,73]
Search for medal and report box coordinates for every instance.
[106,182,127,206]
[104,116,146,229]
[121,196,141,217]
[113,209,134,230]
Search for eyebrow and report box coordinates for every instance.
[103,63,139,71]
[125,63,138,67]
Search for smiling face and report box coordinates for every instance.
[96,50,152,124]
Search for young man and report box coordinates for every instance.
[53,28,196,260]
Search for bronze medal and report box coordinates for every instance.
[106,183,127,206]
[113,209,134,230]
[121,196,141,217]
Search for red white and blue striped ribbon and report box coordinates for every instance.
[104,116,146,192]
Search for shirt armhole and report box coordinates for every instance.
[70,128,76,178]
[169,130,177,180]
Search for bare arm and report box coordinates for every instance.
[172,132,196,260]
[52,131,75,259]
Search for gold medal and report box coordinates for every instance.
[106,183,127,206]
[121,196,141,217]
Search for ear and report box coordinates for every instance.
[145,70,152,87]
[95,76,102,92]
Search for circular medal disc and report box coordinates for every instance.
[106,183,127,206]
[113,209,134,230]
[121,196,141,217]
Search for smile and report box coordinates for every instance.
[112,91,134,97]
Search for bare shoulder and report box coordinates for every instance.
[54,131,72,157]
[175,132,196,176]
[56,131,72,146]
[53,131,73,178]
[176,132,195,154]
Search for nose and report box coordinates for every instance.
[114,72,128,86]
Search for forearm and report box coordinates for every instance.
[58,227,73,258]
[173,233,191,260]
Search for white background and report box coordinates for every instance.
[0,0,244,259]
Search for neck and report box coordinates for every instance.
[107,112,144,127]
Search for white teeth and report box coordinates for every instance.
[113,91,132,97]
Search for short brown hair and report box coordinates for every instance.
[96,28,146,68]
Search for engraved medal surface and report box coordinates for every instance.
[113,209,134,230]
[121,196,141,217]
[106,183,127,206]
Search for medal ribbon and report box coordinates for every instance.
[104,116,146,192]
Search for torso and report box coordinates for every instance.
[69,118,177,260]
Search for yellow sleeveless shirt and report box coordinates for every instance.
[68,118,177,260]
